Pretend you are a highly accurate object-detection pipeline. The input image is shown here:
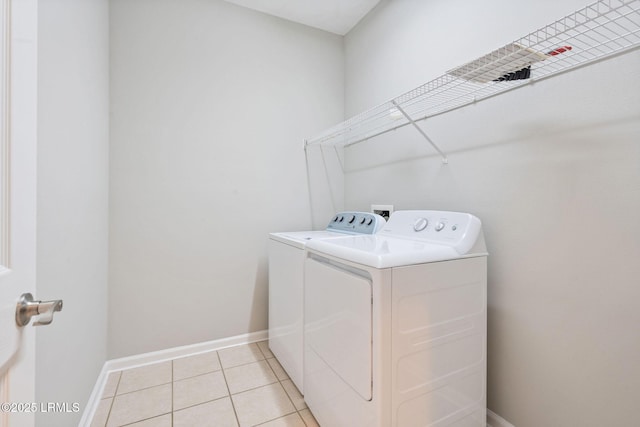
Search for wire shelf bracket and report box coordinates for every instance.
[391,100,448,164]
[304,0,640,159]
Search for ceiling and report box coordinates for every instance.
[223,0,382,35]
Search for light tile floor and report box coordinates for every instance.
[90,341,319,427]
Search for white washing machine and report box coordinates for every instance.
[268,212,386,393]
[304,210,488,427]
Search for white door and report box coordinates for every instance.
[0,0,38,426]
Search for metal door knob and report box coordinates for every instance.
[15,293,63,327]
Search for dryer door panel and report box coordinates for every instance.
[304,256,372,401]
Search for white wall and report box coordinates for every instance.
[344,0,640,425]
[109,0,343,358]
[36,0,109,426]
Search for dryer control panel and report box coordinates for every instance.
[379,210,482,255]
[326,212,386,235]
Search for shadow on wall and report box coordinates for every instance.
[249,253,269,333]
[342,113,640,174]
[304,144,346,229]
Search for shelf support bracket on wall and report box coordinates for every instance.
[303,141,339,228]
[391,101,448,165]
[303,140,317,229]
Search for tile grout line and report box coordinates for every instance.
[227,377,280,398]
[173,366,222,382]
[298,408,313,427]
[259,340,313,426]
[270,356,317,426]
[258,340,312,426]
[217,350,242,427]
[218,346,268,370]
[111,401,173,426]
[167,394,231,414]
[110,381,173,399]
[103,371,122,427]
[226,341,299,427]
[257,341,305,427]
[105,364,173,427]
[251,408,300,427]
[118,413,171,427]
[278,376,309,426]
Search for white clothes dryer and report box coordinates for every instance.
[268,212,385,393]
[304,210,488,427]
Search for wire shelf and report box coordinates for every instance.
[305,0,640,149]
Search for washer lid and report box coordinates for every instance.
[305,210,487,268]
[269,230,348,249]
[306,235,467,268]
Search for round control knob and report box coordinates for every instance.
[413,217,428,232]
[435,222,445,232]
[348,215,356,224]
[333,216,339,222]
[339,216,344,222]
[367,218,373,226]
[360,217,366,225]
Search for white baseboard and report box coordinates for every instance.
[104,329,268,372]
[78,363,111,427]
[487,409,515,427]
[78,329,268,426]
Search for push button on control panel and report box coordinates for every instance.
[435,222,445,232]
